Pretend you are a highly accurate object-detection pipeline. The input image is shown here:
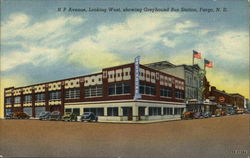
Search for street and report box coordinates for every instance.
[0,114,249,158]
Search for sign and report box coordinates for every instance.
[134,56,141,100]
[219,96,225,102]
[208,96,215,100]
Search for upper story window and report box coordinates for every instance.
[24,95,32,103]
[14,96,21,104]
[85,86,103,98]
[160,87,172,98]
[139,82,155,95]
[175,90,184,99]
[5,97,12,105]
[49,91,61,100]
[65,88,80,99]
[36,93,45,102]
[108,82,130,95]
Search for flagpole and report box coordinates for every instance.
[192,51,194,66]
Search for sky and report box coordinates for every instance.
[0,0,249,117]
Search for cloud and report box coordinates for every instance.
[1,13,86,71]
[67,12,199,69]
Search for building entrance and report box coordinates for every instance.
[122,107,133,121]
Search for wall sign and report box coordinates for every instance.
[134,56,141,100]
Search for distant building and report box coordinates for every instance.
[146,61,203,102]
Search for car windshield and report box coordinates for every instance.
[52,111,60,115]
[83,112,91,116]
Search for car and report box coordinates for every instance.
[244,109,250,114]
[12,112,30,119]
[228,109,236,115]
[80,112,98,122]
[236,109,244,114]
[202,111,212,118]
[39,111,51,120]
[5,112,14,119]
[181,111,194,120]
[221,109,227,116]
[215,109,221,117]
[193,112,202,119]
[61,112,77,122]
[49,111,61,121]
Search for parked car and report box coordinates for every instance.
[80,112,98,122]
[193,112,202,119]
[5,112,14,119]
[202,111,212,118]
[228,109,236,115]
[49,111,61,121]
[244,109,250,114]
[236,109,244,114]
[39,111,51,120]
[181,111,194,120]
[215,109,221,117]
[221,109,227,116]
[12,112,30,119]
[61,112,77,122]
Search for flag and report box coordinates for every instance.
[193,50,201,59]
[204,59,213,68]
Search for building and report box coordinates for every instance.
[230,93,245,109]
[4,60,186,122]
[146,61,203,102]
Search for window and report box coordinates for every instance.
[14,96,21,104]
[85,86,103,97]
[65,88,80,99]
[174,108,184,115]
[163,108,173,115]
[84,108,104,116]
[107,107,118,116]
[65,108,72,113]
[175,90,184,99]
[139,82,155,95]
[160,87,172,97]
[36,93,45,102]
[139,107,145,116]
[49,91,61,100]
[149,107,161,116]
[5,97,12,104]
[24,95,32,103]
[108,82,131,95]
[73,108,80,116]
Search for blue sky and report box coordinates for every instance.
[1,0,249,99]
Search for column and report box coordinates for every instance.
[118,107,123,121]
[118,107,123,116]
[132,105,138,121]
[104,107,108,116]
[145,106,149,120]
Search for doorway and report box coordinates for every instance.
[122,107,133,121]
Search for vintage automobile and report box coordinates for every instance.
[236,109,244,114]
[215,109,222,117]
[221,109,227,116]
[193,112,202,119]
[12,112,30,119]
[5,112,14,119]
[228,109,236,115]
[181,111,194,120]
[39,111,51,120]
[49,111,61,121]
[80,112,98,122]
[61,112,77,122]
[202,111,212,118]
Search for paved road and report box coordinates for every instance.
[0,114,249,158]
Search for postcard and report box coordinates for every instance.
[0,0,249,158]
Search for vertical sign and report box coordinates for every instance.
[134,56,141,100]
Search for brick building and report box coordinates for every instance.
[4,60,186,122]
